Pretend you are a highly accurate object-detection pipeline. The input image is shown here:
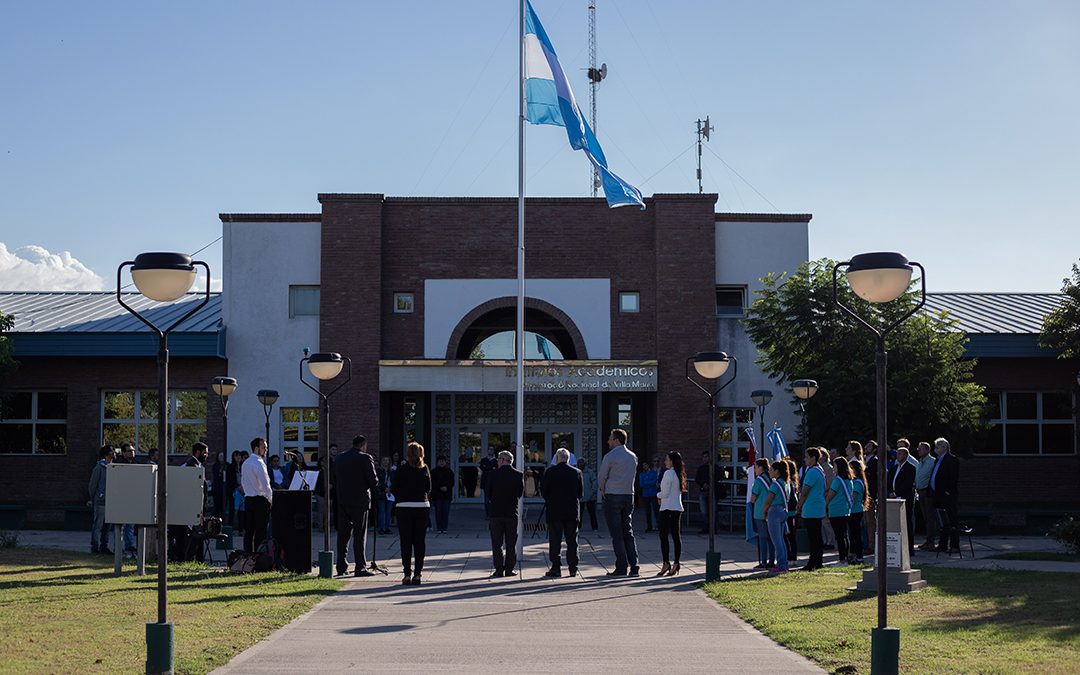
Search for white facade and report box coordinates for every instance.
[714,219,810,442]
[222,220,320,457]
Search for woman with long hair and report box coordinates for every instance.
[656,451,686,576]
[750,458,774,569]
[392,441,432,585]
[783,457,800,564]
[826,456,854,564]
[848,459,870,564]
[846,440,864,464]
[762,460,792,572]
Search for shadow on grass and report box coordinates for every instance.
[174,588,334,605]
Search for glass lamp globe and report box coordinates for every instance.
[131,252,197,302]
[792,379,818,401]
[307,352,344,380]
[845,252,913,304]
[211,376,237,397]
[751,389,773,407]
[257,389,280,406]
[693,352,730,379]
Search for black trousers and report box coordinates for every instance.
[243,496,271,553]
[337,502,369,573]
[936,494,961,550]
[786,515,798,561]
[804,517,823,569]
[397,507,428,575]
[580,501,598,530]
[548,518,579,569]
[658,510,682,564]
[489,516,518,573]
[829,515,850,561]
[847,512,864,560]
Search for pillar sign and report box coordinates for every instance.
[852,498,927,593]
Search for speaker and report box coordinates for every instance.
[271,490,312,574]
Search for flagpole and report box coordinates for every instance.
[515,0,527,567]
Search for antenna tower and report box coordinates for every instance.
[586,2,607,196]
[695,116,713,193]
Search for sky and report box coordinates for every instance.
[1,1,1078,294]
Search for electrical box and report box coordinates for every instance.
[103,464,206,526]
[166,466,206,526]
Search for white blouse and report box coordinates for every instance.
[657,468,684,512]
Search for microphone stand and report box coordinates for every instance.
[367,479,389,575]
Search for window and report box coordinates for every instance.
[617,397,633,427]
[0,391,67,454]
[393,292,414,313]
[716,286,746,316]
[715,407,755,499]
[289,285,320,318]
[982,391,1076,455]
[619,292,640,313]
[101,390,207,455]
[281,407,319,462]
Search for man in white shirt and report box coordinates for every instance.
[241,437,273,553]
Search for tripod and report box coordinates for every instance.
[367,500,389,575]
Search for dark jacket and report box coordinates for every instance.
[432,466,455,502]
[931,452,960,502]
[866,455,880,500]
[888,461,917,501]
[488,464,524,519]
[391,463,432,504]
[334,448,379,509]
[479,455,498,491]
[541,462,583,522]
[695,462,726,499]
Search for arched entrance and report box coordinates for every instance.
[445,296,588,360]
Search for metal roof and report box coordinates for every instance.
[0,292,222,333]
[924,293,1065,334]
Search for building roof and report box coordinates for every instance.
[924,293,1064,334]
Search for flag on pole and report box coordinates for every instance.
[744,427,757,543]
[524,1,645,209]
[535,333,552,359]
[768,425,788,460]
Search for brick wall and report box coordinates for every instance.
[0,355,225,518]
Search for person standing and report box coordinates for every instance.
[914,441,938,550]
[931,437,961,553]
[889,445,918,556]
[849,460,869,564]
[225,450,243,530]
[818,450,837,550]
[241,437,273,553]
[376,456,392,534]
[210,451,226,518]
[750,458,774,569]
[114,443,138,554]
[578,458,599,532]
[783,457,800,564]
[695,451,713,534]
[88,445,114,555]
[798,447,827,571]
[638,461,659,533]
[393,442,432,585]
[542,448,583,577]
[864,440,880,554]
[825,456,854,565]
[479,446,498,518]
[267,455,287,490]
[762,461,792,573]
[431,456,455,534]
[172,442,209,562]
[599,428,639,577]
[334,435,379,577]
[656,451,686,576]
[488,450,524,578]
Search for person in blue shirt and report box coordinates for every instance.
[826,457,854,564]
[798,447,827,571]
[848,459,869,564]
[762,460,791,572]
[750,458,774,569]
[638,461,659,533]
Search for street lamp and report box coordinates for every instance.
[685,351,737,581]
[117,252,210,675]
[211,376,237,468]
[300,351,351,578]
[751,389,773,460]
[833,252,925,675]
[257,389,279,456]
[792,379,818,450]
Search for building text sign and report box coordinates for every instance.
[379,360,658,393]
[505,363,657,392]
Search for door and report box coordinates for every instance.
[455,431,482,500]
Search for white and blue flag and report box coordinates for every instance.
[524,1,645,209]
[767,425,788,460]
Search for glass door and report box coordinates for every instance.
[456,431,482,500]
[523,431,547,498]
[550,430,577,466]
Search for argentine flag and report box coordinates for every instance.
[768,425,789,460]
[524,1,645,209]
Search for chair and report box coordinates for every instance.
[934,509,976,559]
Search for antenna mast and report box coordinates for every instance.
[587,1,606,196]
[695,116,713,193]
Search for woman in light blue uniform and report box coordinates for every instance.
[750,458,774,569]
[848,460,869,564]
[762,460,791,572]
[826,456,854,564]
[798,447,828,571]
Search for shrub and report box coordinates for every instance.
[1050,516,1080,556]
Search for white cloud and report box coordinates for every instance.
[0,243,105,291]
[194,268,223,293]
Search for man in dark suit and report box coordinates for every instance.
[171,442,210,562]
[930,437,961,553]
[888,445,918,555]
[334,435,379,577]
[488,451,524,577]
[541,448,584,577]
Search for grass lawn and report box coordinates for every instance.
[0,547,342,674]
[704,565,1080,674]
[985,551,1080,562]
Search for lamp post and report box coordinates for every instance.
[833,252,925,675]
[751,390,773,460]
[792,379,818,450]
[257,389,279,456]
[211,376,237,469]
[299,352,351,578]
[685,351,737,581]
[117,252,210,675]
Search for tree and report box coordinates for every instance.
[1040,260,1080,359]
[744,258,987,453]
[0,310,19,420]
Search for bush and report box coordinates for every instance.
[1050,516,1080,555]
[0,530,18,549]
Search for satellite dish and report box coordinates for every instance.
[599,63,607,79]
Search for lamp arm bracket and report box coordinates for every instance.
[116,261,164,338]
[709,355,738,404]
[161,261,212,336]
